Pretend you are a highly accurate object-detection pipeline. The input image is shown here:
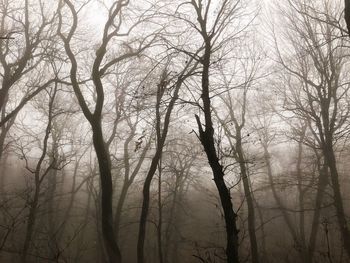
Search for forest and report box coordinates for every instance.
[1,0,350,262]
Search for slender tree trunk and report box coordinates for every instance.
[58,154,86,244]
[76,166,95,262]
[157,161,164,263]
[164,162,191,262]
[236,133,259,263]
[46,145,58,258]
[0,95,16,192]
[195,43,239,263]
[0,152,8,194]
[137,70,183,263]
[75,164,96,262]
[114,131,149,240]
[114,180,130,240]
[113,123,136,240]
[308,162,328,263]
[21,188,39,263]
[295,137,310,262]
[164,174,179,262]
[21,88,57,263]
[137,150,163,263]
[324,142,350,258]
[255,201,267,262]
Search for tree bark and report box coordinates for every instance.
[195,42,239,263]
[137,72,182,263]
[92,121,121,263]
[156,160,164,263]
[324,141,350,258]
[236,136,259,263]
[344,0,350,34]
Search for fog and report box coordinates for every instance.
[0,0,350,262]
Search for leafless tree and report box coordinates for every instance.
[180,1,254,262]
[57,0,156,261]
[274,0,350,259]
[137,57,198,263]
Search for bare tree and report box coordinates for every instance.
[274,0,350,258]
[16,84,71,263]
[214,73,259,263]
[0,0,58,127]
[182,1,252,262]
[57,1,156,261]
[137,58,197,263]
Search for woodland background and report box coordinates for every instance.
[0,0,350,262]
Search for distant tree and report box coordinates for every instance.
[161,136,201,263]
[15,85,72,263]
[0,0,58,127]
[137,58,197,263]
[275,0,350,259]
[214,62,260,263]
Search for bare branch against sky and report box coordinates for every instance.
[0,1,350,263]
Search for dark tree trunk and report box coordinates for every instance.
[0,97,16,198]
[345,0,350,34]
[92,121,121,263]
[197,129,240,263]
[156,161,164,263]
[137,72,182,263]
[137,150,163,263]
[323,141,350,258]
[195,43,239,263]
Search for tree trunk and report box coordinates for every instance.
[344,0,350,34]
[92,121,121,263]
[0,94,16,193]
[207,151,239,263]
[195,42,239,263]
[295,136,310,262]
[20,188,39,263]
[236,133,259,263]
[114,130,150,240]
[157,161,164,263]
[46,148,58,258]
[21,88,56,262]
[308,162,328,263]
[324,142,350,258]
[137,70,182,263]
[137,150,163,263]
[114,180,130,240]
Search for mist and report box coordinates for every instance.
[0,0,350,262]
